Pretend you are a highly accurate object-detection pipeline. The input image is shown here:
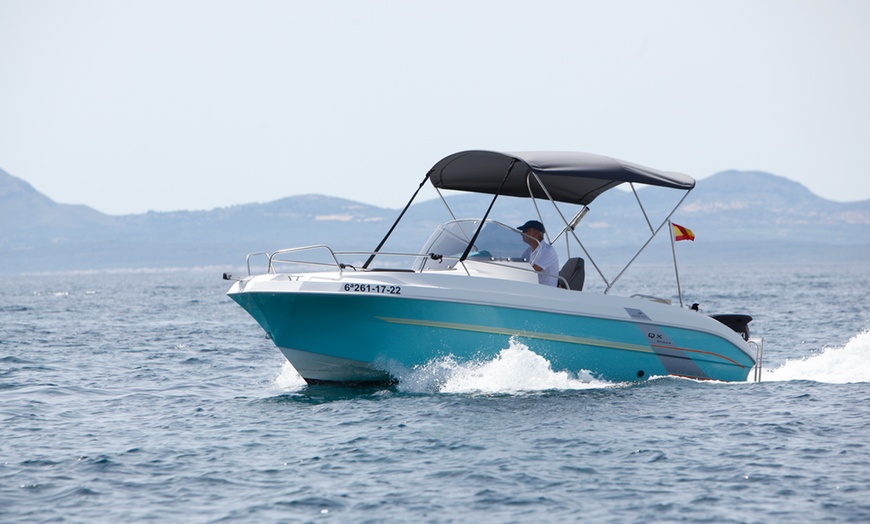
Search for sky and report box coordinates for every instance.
[1,0,868,215]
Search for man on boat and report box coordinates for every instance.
[517,220,559,286]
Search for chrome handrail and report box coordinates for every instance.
[264,246,454,275]
[245,252,270,276]
[749,337,765,382]
[246,244,553,284]
[267,245,343,274]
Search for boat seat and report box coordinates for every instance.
[558,257,585,291]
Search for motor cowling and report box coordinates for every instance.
[710,314,752,341]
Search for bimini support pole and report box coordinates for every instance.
[551,206,588,259]
[606,189,691,294]
[528,172,610,289]
[668,220,685,308]
[363,173,430,269]
[459,159,517,262]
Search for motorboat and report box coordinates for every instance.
[225,150,763,385]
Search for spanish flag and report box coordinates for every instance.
[672,223,695,241]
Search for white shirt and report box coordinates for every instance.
[523,241,560,286]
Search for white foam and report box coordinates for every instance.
[274,361,307,390]
[395,338,614,394]
[764,330,870,384]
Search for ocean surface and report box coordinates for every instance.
[2,262,869,523]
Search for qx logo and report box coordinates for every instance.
[641,326,675,347]
[625,308,675,347]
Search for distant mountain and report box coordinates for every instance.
[1,167,868,274]
[0,168,119,247]
[675,170,870,243]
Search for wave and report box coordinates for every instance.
[272,330,870,393]
[393,338,613,394]
[763,330,870,384]
[274,361,307,390]
[272,339,613,394]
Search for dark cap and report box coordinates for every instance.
[517,220,545,233]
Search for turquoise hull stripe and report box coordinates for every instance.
[232,292,754,383]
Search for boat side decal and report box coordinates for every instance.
[627,311,708,378]
[650,344,745,368]
[626,307,744,375]
[377,315,745,370]
[376,316,653,354]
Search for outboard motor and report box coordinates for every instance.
[711,314,752,341]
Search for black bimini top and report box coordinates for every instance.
[427,150,695,206]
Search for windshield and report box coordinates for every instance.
[414,220,530,270]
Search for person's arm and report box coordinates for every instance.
[528,245,544,272]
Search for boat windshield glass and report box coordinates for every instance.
[414,220,530,270]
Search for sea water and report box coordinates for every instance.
[1,262,869,523]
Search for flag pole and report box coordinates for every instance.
[668,220,684,308]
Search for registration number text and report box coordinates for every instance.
[343,283,402,295]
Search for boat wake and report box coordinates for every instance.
[272,330,870,393]
[275,361,307,390]
[390,338,613,394]
[272,339,615,394]
[763,330,870,384]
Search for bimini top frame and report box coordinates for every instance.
[363,150,695,297]
[428,150,694,205]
